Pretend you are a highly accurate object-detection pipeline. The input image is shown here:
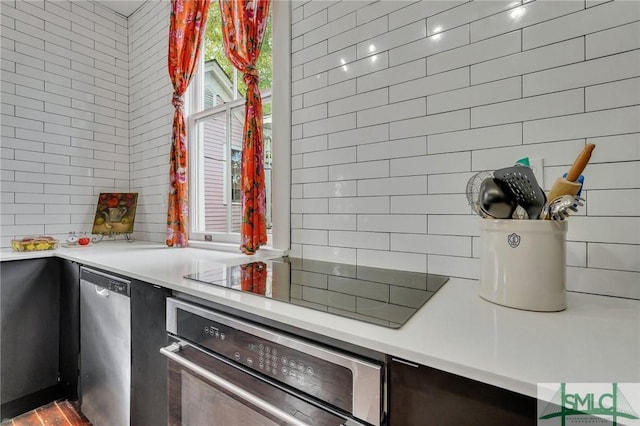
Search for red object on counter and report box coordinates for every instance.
[78,236,91,246]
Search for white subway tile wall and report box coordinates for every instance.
[290,0,640,299]
[1,1,638,301]
[1,0,130,246]
[128,0,172,243]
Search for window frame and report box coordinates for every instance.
[186,1,290,254]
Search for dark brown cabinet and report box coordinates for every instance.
[388,357,536,426]
[59,259,80,402]
[131,279,171,426]
[1,258,63,418]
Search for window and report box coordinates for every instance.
[230,148,241,203]
[188,1,290,250]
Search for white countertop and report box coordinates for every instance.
[2,241,639,398]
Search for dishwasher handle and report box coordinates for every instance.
[95,286,110,297]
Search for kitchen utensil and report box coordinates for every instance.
[480,219,568,312]
[562,173,584,197]
[493,165,547,220]
[547,144,595,201]
[512,206,528,220]
[548,195,584,220]
[478,178,518,219]
[465,170,494,216]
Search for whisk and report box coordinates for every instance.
[465,171,494,217]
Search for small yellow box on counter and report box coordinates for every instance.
[11,236,59,252]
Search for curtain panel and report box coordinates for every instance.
[219,0,271,254]
[166,0,211,247]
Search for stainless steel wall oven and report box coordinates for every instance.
[162,298,384,426]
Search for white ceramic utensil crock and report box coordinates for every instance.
[479,219,568,312]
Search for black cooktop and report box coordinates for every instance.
[184,257,449,329]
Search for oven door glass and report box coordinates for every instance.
[161,339,353,426]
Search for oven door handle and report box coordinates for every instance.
[160,342,314,426]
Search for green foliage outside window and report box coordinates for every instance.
[203,3,273,104]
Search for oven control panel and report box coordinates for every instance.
[243,343,316,381]
[177,309,354,412]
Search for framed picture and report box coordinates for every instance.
[92,193,138,235]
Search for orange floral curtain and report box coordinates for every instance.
[166,0,211,247]
[219,0,271,254]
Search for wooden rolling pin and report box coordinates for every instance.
[547,143,595,202]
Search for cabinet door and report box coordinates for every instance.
[131,280,171,426]
[59,259,80,401]
[1,258,61,408]
[388,358,536,426]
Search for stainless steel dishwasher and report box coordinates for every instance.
[80,267,131,426]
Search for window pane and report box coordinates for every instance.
[203,60,236,108]
[256,13,272,93]
[201,114,227,233]
[193,3,274,242]
[202,4,272,105]
[263,98,272,230]
[203,4,237,105]
[230,106,245,233]
[231,149,241,203]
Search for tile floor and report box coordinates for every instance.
[0,400,90,426]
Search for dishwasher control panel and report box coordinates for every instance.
[106,279,129,295]
[80,267,130,297]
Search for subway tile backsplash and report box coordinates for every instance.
[1,0,130,246]
[0,1,638,300]
[290,0,640,299]
[128,0,172,243]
